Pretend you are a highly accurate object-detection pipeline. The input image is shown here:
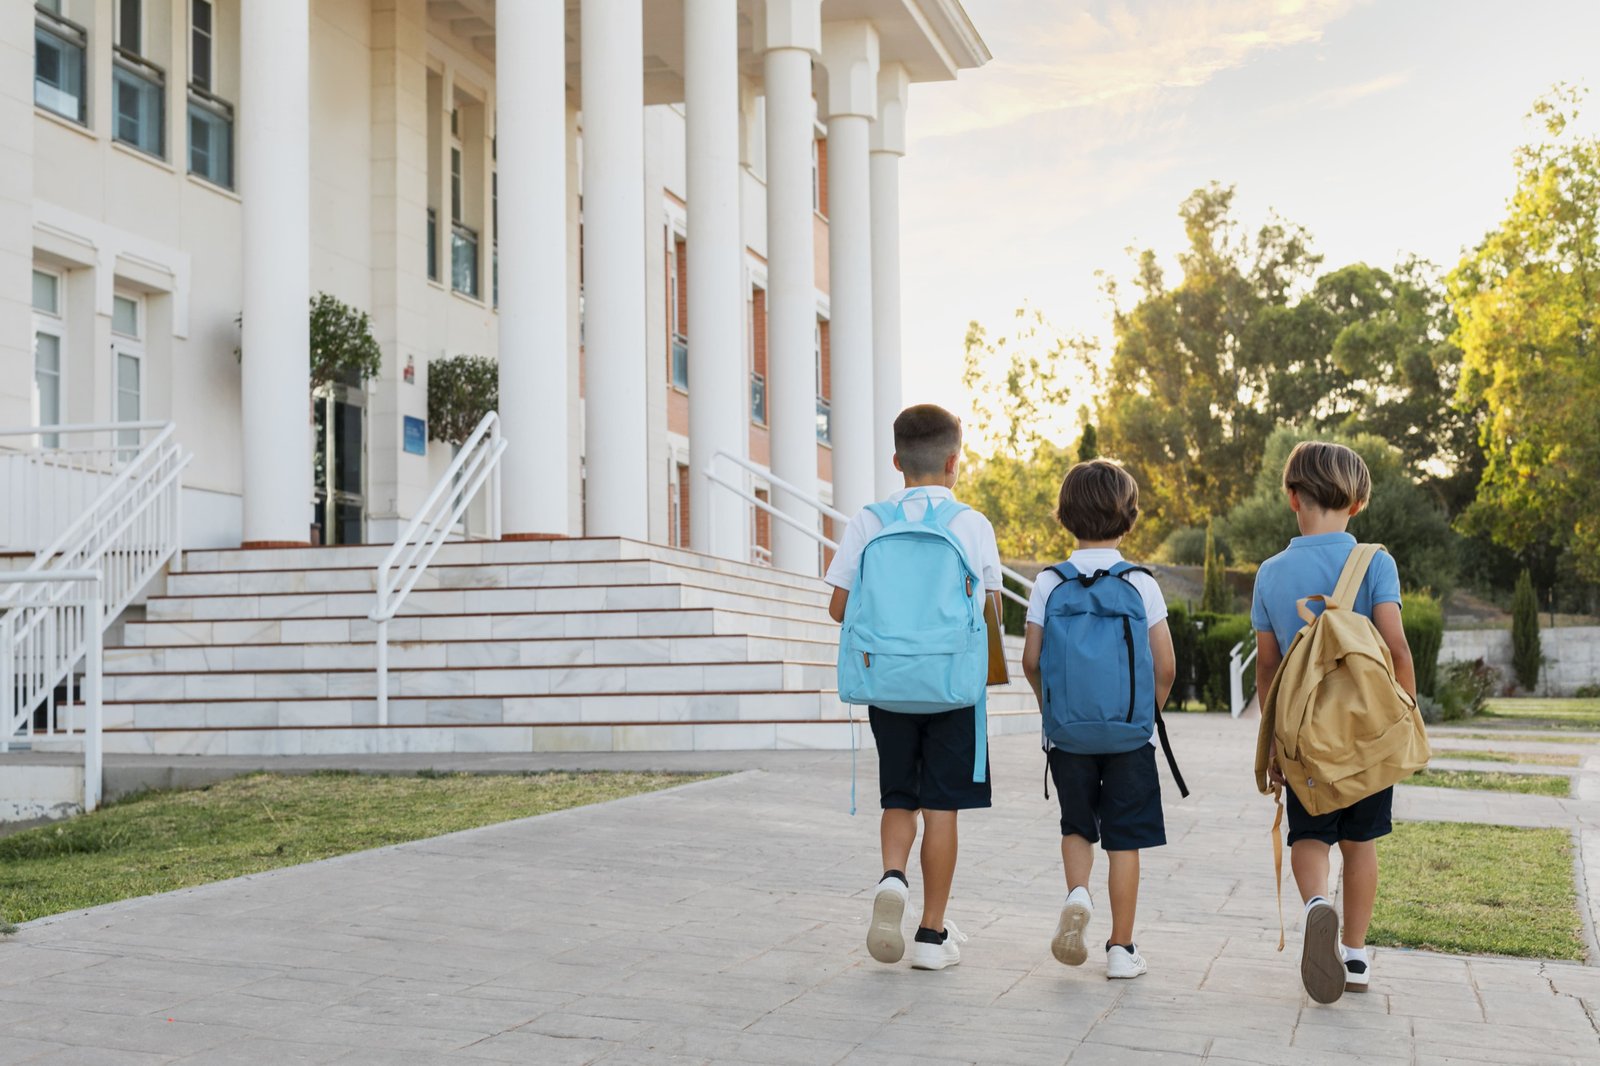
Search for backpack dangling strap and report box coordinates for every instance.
[971,686,988,784]
[848,707,858,817]
[1043,751,1051,800]
[1271,786,1286,952]
[1154,706,1190,798]
[1330,543,1385,612]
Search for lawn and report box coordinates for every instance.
[1479,697,1600,731]
[0,770,711,926]
[1371,821,1585,960]
[1438,731,1600,746]
[1431,749,1581,768]
[1406,768,1570,797]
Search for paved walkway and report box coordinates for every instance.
[3,717,1600,1064]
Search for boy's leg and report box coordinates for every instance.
[1291,840,1332,903]
[919,809,958,932]
[1061,833,1095,890]
[1338,839,1378,948]
[865,708,922,964]
[1106,850,1140,946]
[1285,788,1345,1003]
[881,809,918,875]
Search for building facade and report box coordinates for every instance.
[7,0,988,574]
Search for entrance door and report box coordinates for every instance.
[312,379,366,544]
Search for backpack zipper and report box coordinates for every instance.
[1122,617,1137,723]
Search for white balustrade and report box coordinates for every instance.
[1229,638,1260,719]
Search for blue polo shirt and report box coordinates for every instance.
[1250,532,1402,656]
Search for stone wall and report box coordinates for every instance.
[1439,626,1600,696]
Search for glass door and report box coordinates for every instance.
[312,377,367,544]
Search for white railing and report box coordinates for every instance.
[0,570,103,812]
[1229,638,1260,719]
[371,411,505,726]
[2,422,189,755]
[703,449,1035,608]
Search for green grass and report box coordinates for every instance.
[1432,749,1582,768]
[1406,768,1571,797]
[1437,731,1600,745]
[1479,698,1600,731]
[1371,821,1585,960]
[0,770,710,927]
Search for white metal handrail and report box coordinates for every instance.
[702,449,1035,608]
[1229,638,1260,719]
[2,423,189,755]
[0,570,103,812]
[370,411,505,726]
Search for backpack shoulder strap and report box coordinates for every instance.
[1330,543,1384,612]
[863,501,899,527]
[929,499,970,527]
[1108,561,1155,582]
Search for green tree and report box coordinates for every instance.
[1093,184,1320,545]
[427,354,499,446]
[1449,87,1600,580]
[1511,568,1542,691]
[1223,427,1461,596]
[1201,523,1230,612]
[308,293,382,391]
[1075,410,1099,462]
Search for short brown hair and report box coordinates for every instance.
[893,404,962,478]
[1056,459,1139,541]
[1282,440,1371,511]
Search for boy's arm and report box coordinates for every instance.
[1255,632,1285,786]
[828,587,848,623]
[1022,622,1044,706]
[1149,619,1176,709]
[1372,601,1417,699]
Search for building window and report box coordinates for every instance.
[114,29,166,159]
[750,287,767,426]
[35,5,88,125]
[186,0,233,187]
[426,207,438,281]
[491,168,499,308]
[815,318,831,445]
[32,270,64,444]
[112,293,143,447]
[117,0,142,53]
[449,121,478,298]
[668,233,688,390]
[811,137,820,213]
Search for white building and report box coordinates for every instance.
[7,0,989,571]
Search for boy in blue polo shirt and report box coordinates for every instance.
[1252,441,1415,1003]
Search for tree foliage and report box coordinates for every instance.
[1449,87,1600,580]
[1223,427,1460,595]
[308,293,383,392]
[1511,568,1542,691]
[427,354,499,446]
[1201,523,1231,613]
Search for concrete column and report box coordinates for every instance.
[761,0,822,574]
[581,0,649,539]
[0,0,34,429]
[870,64,908,499]
[684,0,748,561]
[497,0,571,537]
[820,21,879,517]
[240,0,311,546]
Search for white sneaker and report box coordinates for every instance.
[909,920,969,971]
[866,876,909,964]
[1343,945,1371,993]
[1301,897,1345,1004]
[1051,887,1093,966]
[1106,943,1148,979]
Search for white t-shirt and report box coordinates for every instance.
[1025,549,1168,749]
[824,486,1003,592]
[1024,549,1167,630]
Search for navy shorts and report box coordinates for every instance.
[1286,785,1393,846]
[1048,744,1166,852]
[868,706,992,811]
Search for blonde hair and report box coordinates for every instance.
[1056,459,1139,541]
[1282,441,1371,511]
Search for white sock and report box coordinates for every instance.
[1341,943,1367,963]
[1066,885,1092,908]
[1303,895,1330,914]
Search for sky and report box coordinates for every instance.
[897,0,1600,444]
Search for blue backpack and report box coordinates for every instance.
[1039,561,1188,795]
[837,493,989,784]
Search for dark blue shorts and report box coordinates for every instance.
[1048,744,1166,851]
[1286,785,1393,846]
[868,706,992,811]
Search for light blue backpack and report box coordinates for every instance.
[837,492,989,785]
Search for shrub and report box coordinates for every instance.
[1511,569,1541,692]
[1576,684,1600,699]
[1195,613,1255,713]
[308,292,383,391]
[1166,602,1198,708]
[1435,659,1500,721]
[427,354,500,446]
[1401,592,1444,698]
[1158,526,1223,566]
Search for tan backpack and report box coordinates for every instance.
[1254,543,1430,817]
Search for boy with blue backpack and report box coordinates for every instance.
[827,404,1003,972]
[1022,459,1185,980]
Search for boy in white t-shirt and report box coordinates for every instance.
[825,404,1003,972]
[1021,460,1177,980]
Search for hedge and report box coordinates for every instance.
[1401,592,1444,698]
[1167,604,1255,713]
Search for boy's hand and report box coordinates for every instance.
[1267,743,1287,788]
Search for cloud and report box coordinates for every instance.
[1302,69,1413,110]
[911,0,1371,141]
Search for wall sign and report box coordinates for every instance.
[403,416,427,456]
